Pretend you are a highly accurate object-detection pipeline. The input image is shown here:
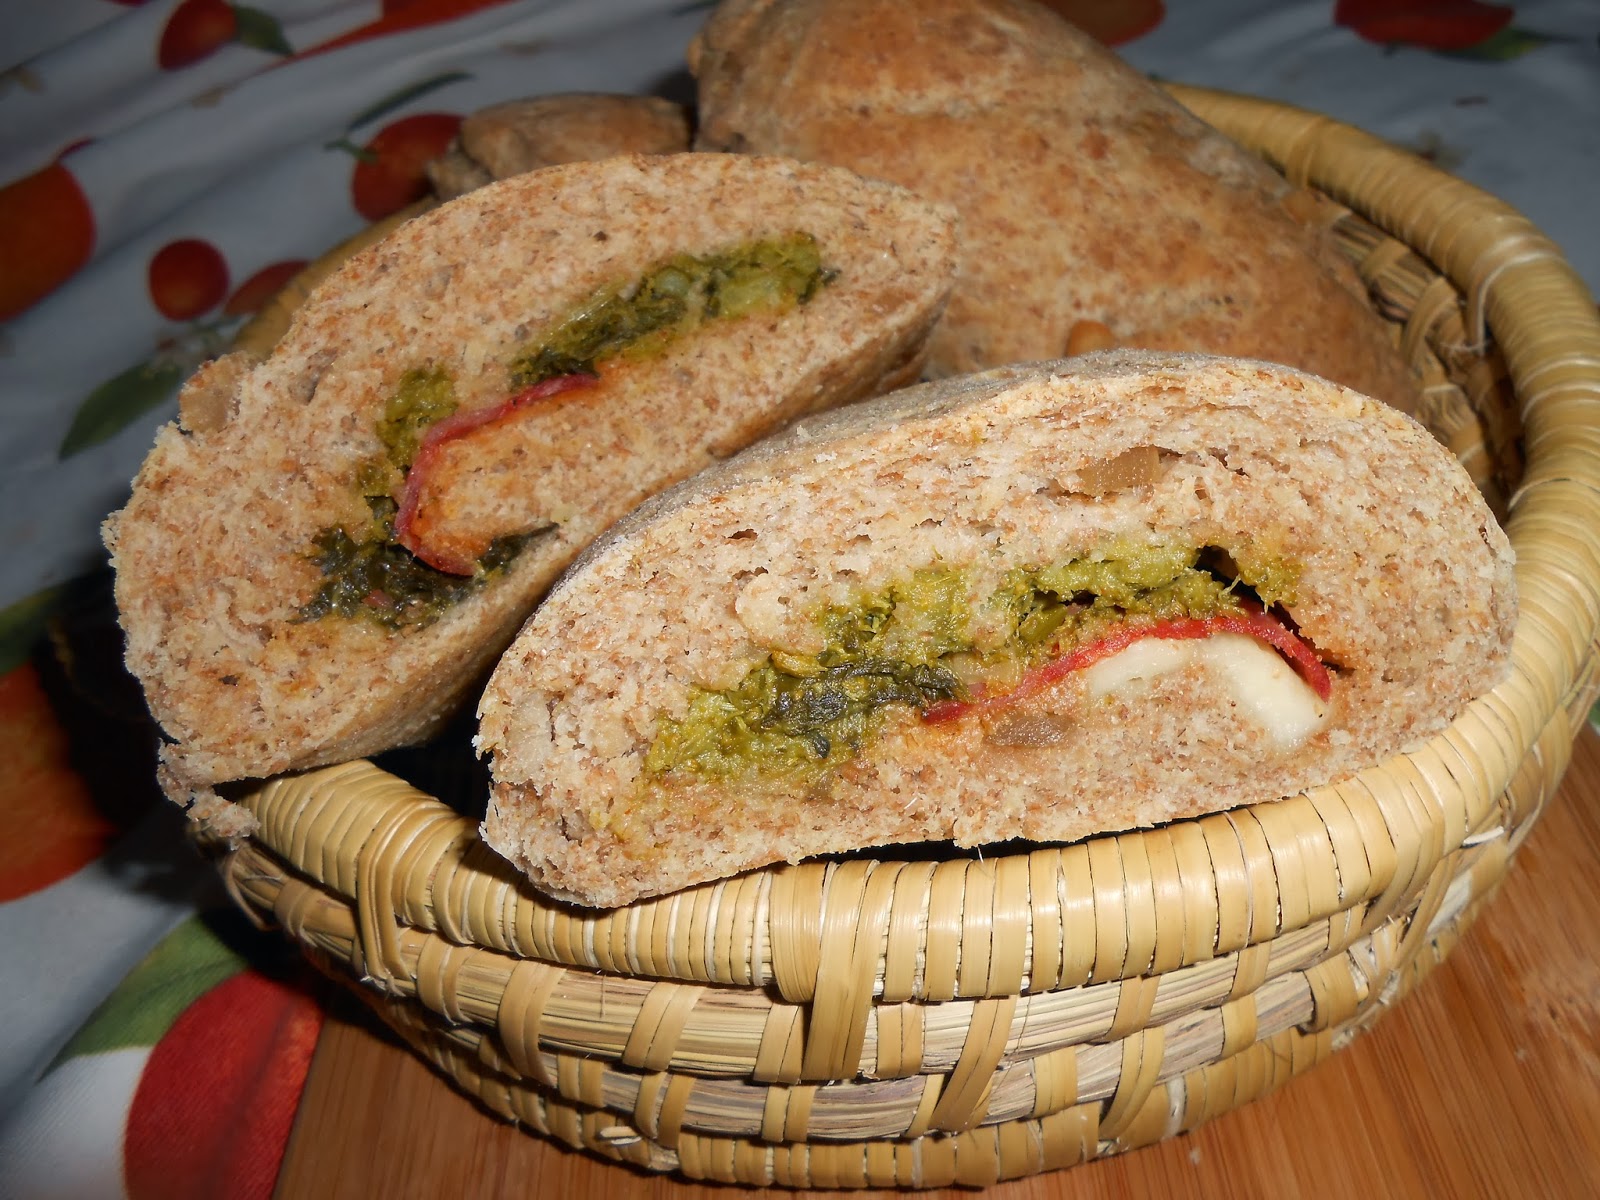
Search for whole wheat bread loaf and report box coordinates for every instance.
[105,153,957,821]
[479,352,1515,907]
[689,0,1421,413]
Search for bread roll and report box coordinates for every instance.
[689,0,1421,412]
[480,353,1515,907]
[428,93,690,198]
[105,153,957,815]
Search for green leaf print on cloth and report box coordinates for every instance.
[58,359,185,459]
[48,913,245,1067]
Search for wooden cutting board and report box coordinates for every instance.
[275,729,1600,1199]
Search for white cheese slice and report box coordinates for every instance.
[1083,636,1192,700]
[1197,632,1328,749]
[1082,630,1328,750]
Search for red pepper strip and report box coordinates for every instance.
[394,373,598,574]
[922,605,1331,725]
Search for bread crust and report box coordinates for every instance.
[105,153,957,813]
[689,0,1421,412]
[479,352,1515,907]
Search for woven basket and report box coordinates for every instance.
[196,87,1600,1190]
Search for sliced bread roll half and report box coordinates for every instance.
[479,352,1516,907]
[105,153,957,816]
[689,0,1421,413]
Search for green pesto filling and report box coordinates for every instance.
[644,542,1299,782]
[301,234,835,630]
[509,232,835,386]
[376,365,457,472]
[645,570,968,780]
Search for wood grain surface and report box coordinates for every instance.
[276,729,1600,1199]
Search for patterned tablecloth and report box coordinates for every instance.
[0,2,1595,1196]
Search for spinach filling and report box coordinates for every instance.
[297,527,535,628]
[644,542,1299,781]
[646,571,968,780]
[300,233,835,629]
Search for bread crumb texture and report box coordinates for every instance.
[480,352,1515,907]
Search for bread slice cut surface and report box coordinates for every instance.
[479,352,1516,907]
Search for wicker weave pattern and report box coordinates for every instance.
[205,88,1600,1187]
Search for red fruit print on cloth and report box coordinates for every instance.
[341,111,463,221]
[158,0,239,69]
[122,969,324,1200]
[1334,0,1514,51]
[0,663,115,902]
[158,0,292,69]
[0,161,96,321]
[148,238,231,320]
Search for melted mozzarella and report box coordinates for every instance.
[1083,630,1328,749]
[1197,633,1328,748]
[1083,637,1191,699]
